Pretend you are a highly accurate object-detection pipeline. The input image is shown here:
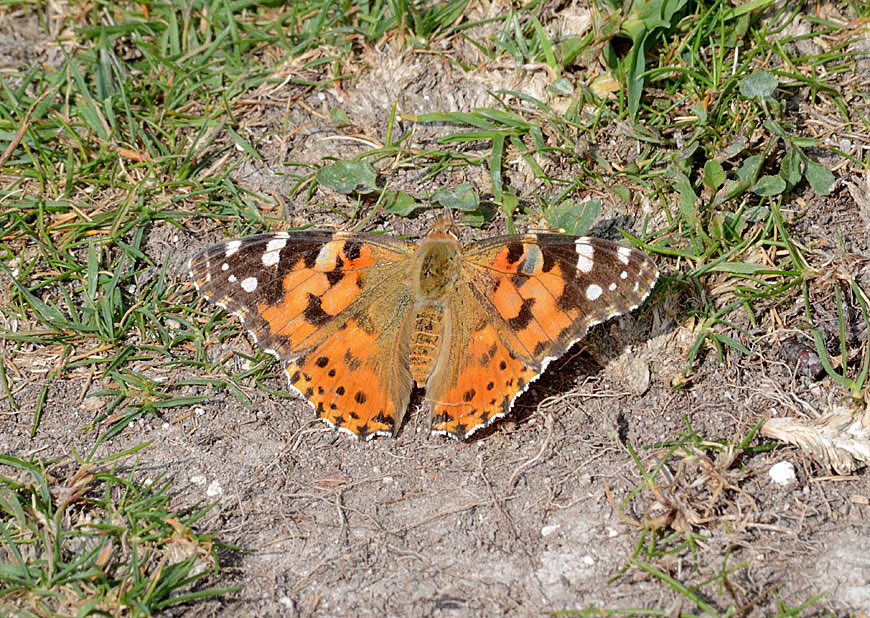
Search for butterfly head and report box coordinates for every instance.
[429,211,460,240]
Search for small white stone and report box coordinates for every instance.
[190,475,206,485]
[582,555,595,565]
[541,524,560,537]
[241,276,258,292]
[769,461,797,486]
[206,480,224,497]
[586,284,603,300]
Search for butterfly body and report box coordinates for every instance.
[189,224,658,440]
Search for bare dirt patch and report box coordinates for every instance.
[2,3,870,617]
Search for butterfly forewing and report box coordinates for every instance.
[463,233,658,364]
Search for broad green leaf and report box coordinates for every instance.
[545,199,601,235]
[780,148,803,187]
[712,178,752,207]
[703,159,726,190]
[804,159,835,195]
[752,174,786,196]
[315,160,377,194]
[384,191,419,216]
[736,154,763,181]
[432,184,479,212]
[739,70,776,99]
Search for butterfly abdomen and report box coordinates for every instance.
[408,305,446,387]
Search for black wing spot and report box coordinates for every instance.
[303,293,330,324]
[433,411,450,425]
[506,241,524,264]
[344,241,362,261]
[507,298,535,330]
[344,350,362,371]
[463,388,476,402]
[315,356,329,368]
[486,381,495,391]
[499,360,507,371]
[328,368,337,377]
[354,391,367,404]
[336,386,346,395]
[326,270,343,286]
[542,249,556,273]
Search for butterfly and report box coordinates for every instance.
[188,221,658,440]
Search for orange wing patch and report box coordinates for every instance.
[428,321,537,438]
[286,316,411,439]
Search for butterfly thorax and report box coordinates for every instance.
[408,234,462,386]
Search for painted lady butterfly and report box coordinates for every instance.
[189,221,658,440]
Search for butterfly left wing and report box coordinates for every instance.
[189,231,420,439]
[426,233,658,438]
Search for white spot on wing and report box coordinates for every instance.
[586,284,603,300]
[228,274,237,283]
[608,282,617,291]
[620,270,628,279]
[574,239,595,273]
[221,263,229,271]
[241,276,258,292]
[618,245,632,265]
[225,240,242,257]
[266,237,287,253]
[262,250,280,267]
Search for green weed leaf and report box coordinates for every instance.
[432,184,479,212]
[316,160,377,194]
[804,159,834,195]
[739,70,777,99]
[703,160,726,190]
[780,148,803,187]
[752,174,786,196]
[384,191,419,216]
[545,199,601,235]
